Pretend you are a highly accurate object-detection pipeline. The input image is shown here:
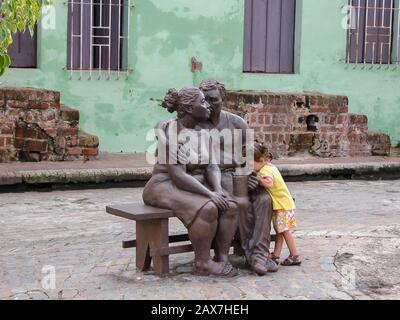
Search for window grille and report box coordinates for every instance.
[67,0,131,79]
[346,0,400,65]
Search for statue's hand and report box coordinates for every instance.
[248,238,255,251]
[209,192,230,213]
[215,188,226,198]
[248,174,259,191]
[177,144,189,164]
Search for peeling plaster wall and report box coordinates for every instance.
[1,0,399,152]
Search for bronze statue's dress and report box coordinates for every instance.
[143,120,235,228]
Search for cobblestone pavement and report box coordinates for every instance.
[0,180,399,300]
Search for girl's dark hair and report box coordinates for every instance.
[253,141,273,162]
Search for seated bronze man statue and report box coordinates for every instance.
[198,79,278,275]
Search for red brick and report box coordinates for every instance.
[338,115,348,124]
[277,134,286,143]
[27,101,49,109]
[57,127,79,137]
[67,136,79,147]
[14,138,25,149]
[274,95,282,105]
[272,115,283,125]
[269,106,290,113]
[309,96,318,106]
[349,114,368,125]
[25,139,48,152]
[60,106,80,122]
[82,148,99,156]
[44,128,58,138]
[55,137,66,148]
[267,126,284,133]
[249,114,257,125]
[320,127,330,133]
[25,113,34,122]
[43,91,60,103]
[327,105,341,113]
[310,107,329,113]
[7,100,28,109]
[41,111,56,121]
[6,89,15,100]
[67,147,82,156]
[15,127,38,139]
[264,134,272,143]
[0,126,13,135]
[260,95,272,105]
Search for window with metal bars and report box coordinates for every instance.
[67,0,130,76]
[346,0,400,64]
[243,0,296,74]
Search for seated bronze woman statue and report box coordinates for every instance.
[143,87,239,277]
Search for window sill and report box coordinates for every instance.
[9,67,38,70]
[243,71,296,77]
[63,68,133,80]
[343,63,400,70]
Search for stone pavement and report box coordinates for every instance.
[1,151,400,186]
[0,180,399,300]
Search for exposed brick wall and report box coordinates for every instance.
[0,88,99,163]
[225,91,391,158]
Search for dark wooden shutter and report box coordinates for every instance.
[8,30,37,68]
[347,0,394,64]
[243,0,296,73]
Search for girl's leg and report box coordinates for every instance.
[273,233,284,258]
[282,230,299,257]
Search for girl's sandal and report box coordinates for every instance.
[281,255,302,266]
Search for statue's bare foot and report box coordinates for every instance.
[193,260,238,277]
[213,254,229,264]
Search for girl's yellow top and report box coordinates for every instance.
[259,164,295,211]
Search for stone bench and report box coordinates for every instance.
[106,202,275,276]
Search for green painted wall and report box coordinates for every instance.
[1,0,400,152]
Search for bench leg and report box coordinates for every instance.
[135,219,169,275]
[136,221,152,272]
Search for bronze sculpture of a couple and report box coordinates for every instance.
[143,80,278,277]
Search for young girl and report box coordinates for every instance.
[252,142,302,266]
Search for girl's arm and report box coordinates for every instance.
[258,174,274,189]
